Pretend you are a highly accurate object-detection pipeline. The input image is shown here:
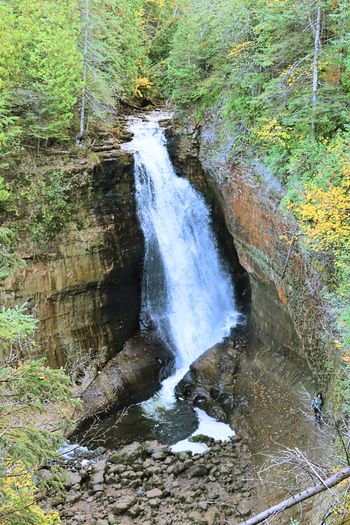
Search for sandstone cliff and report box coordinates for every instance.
[0,142,143,370]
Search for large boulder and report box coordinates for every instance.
[76,332,173,422]
[176,332,244,421]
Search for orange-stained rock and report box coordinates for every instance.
[167,117,335,384]
[197,126,334,383]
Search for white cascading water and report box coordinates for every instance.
[123,112,238,450]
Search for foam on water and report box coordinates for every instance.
[122,112,238,448]
[170,408,236,454]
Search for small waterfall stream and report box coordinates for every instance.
[122,112,239,450]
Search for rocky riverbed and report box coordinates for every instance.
[40,438,254,525]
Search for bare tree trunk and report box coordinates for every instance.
[78,0,89,143]
[240,467,350,525]
[312,5,321,141]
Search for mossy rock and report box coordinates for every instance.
[109,453,130,464]
[189,434,214,445]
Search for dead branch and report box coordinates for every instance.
[239,467,350,525]
[280,233,296,280]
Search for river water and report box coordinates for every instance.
[119,112,238,451]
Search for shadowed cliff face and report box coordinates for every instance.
[0,148,143,368]
[166,119,332,385]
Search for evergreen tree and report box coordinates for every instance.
[0,306,74,524]
[6,0,82,142]
[142,0,180,96]
[78,0,146,139]
[0,2,22,156]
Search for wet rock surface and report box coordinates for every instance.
[167,116,335,387]
[42,439,254,525]
[74,332,173,424]
[177,333,244,423]
[0,139,143,369]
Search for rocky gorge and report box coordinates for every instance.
[1,111,333,412]
[166,115,335,386]
[40,438,254,525]
[0,126,143,371]
[0,110,338,524]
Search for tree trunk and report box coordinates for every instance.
[78,0,89,143]
[312,5,322,141]
[240,467,350,525]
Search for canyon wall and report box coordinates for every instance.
[0,145,143,369]
[1,112,335,399]
[167,117,334,385]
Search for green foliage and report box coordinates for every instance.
[0,304,37,348]
[142,0,180,96]
[0,227,24,280]
[0,0,154,149]
[0,3,22,156]
[0,176,11,210]
[0,465,61,525]
[14,170,80,246]
[80,0,146,125]
[168,0,350,371]
[0,95,22,162]
[0,358,72,464]
[3,0,82,142]
[26,170,77,243]
[0,306,74,524]
[168,0,350,156]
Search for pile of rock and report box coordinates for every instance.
[41,439,253,525]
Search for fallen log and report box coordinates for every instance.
[240,467,350,525]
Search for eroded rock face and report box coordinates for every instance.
[204,160,330,381]
[176,333,244,422]
[0,147,143,368]
[76,333,173,422]
[167,117,333,385]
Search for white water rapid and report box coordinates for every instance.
[122,112,239,451]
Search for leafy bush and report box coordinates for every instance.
[14,170,79,246]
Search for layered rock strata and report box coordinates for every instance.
[0,145,143,369]
[167,118,334,385]
[76,333,173,422]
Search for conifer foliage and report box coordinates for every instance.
[0,0,148,151]
[168,0,350,365]
[0,306,74,524]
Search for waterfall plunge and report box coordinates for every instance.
[123,113,239,410]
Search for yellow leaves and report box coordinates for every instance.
[0,463,61,524]
[281,64,313,85]
[254,118,291,146]
[227,41,252,59]
[331,478,350,520]
[293,175,350,251]
[134,76,152,97]
[265,0,289,5]
[137,77,152,87]
[144,0,165,6]
[289,133,350,252]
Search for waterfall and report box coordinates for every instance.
[123,112,239,407]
